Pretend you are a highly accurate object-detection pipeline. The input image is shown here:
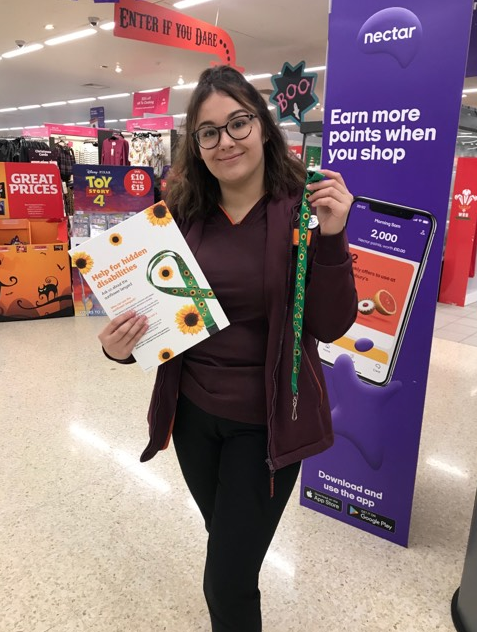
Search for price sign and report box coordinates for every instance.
[124,168,152,197]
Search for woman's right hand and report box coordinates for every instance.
[98,310,148,361]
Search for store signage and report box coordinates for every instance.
[114,0,243,70]
[125,116,174,132]
[0,163,64,220]
[73,165,154,213]
[270,61,319,124]
[439,157,477,305]
[28,149,55,163]
[132,88,170,117]
[300,0,474,547]
[90,106,105,129]
[22,127,49,138]
[45,124,98,138]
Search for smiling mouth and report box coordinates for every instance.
[218,153,243,162]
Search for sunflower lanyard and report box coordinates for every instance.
[291,170,326,421]
[146,250,219,335]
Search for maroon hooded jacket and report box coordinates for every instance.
[118,191,359,478]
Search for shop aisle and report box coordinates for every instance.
[1,314,476,632]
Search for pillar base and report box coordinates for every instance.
[452,588,469,632]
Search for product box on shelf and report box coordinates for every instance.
[70,237,106,317]
[0,161,73,322]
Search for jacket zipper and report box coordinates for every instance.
[302,346,324,408]
[266,206,298,497]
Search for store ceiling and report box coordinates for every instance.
[1,0,476,134]
[0,0,330,132]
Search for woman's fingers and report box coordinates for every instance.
[98,311,148,359]
[101,310,137,336]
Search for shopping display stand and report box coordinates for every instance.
[452,489,477,632]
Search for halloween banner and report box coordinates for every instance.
[300,0,474,546]
[114,0,242,70]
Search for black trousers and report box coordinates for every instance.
[172,394,301,632]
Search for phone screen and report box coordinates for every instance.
[319,198,435,385]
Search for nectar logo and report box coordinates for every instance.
[357,8,423,68]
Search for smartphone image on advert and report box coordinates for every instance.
[319,197,436,386]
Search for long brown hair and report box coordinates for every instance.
[165,65,307,220]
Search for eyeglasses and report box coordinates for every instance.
[192,114,257,149]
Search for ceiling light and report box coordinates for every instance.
[280,122,297,127]
[62,123,75,126]
[75,122,90,125]
[305,66,327,72]
[119,119,128,122]
[68,97,97,104]
[139,88,165,93]
[463,94,468,98]
[2,43,44,58]
[18,104,41,110]
[45,28,96,46]
[44,24,55,30]
[173,82,198,90]
[115,63,122,74]
[0,107,18,112]
[174,0,213,8]
[23,125,41,129]
[100,22,115,31]
[177,75,185,86]
[174,113,187,118]
[105,119,118,123]
[41,101,67,107]
[9,127,23,131]
[245,73,272,81]
[98,93,130,100]
[462,88,477,94]
[268,105,275,110]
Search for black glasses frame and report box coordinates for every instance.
[192,114,257,149]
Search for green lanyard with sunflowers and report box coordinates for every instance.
[291,170,326,420]
[146,250,219,335]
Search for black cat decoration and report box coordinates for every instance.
[38,276,58,302]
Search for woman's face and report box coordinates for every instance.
[193,92,266,192]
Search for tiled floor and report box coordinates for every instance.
[433,300,477,345]
[1,306,476,632]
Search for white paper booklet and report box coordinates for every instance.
[69,201,229,371]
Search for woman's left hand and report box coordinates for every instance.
[306,169,353,236]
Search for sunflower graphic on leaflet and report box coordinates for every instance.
[158,265,174,281]
[145,201,173,227]
[175,304,205,335]
[109,233,122,246]
[72,252,94,274]
[158,348,174,363]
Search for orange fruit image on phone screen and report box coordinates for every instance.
[351,247,415,337]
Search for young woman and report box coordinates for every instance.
[99,65,357,632]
